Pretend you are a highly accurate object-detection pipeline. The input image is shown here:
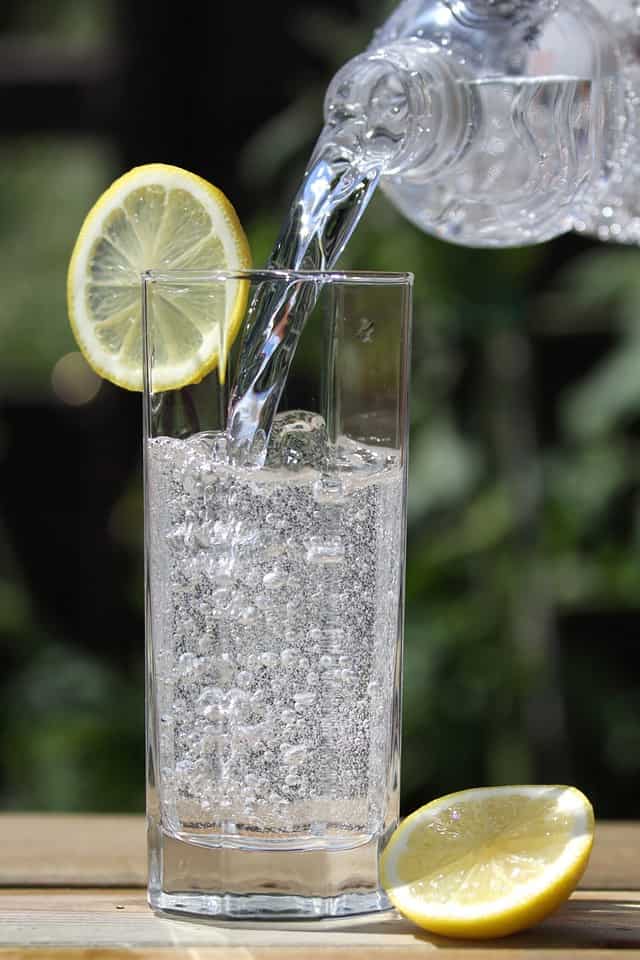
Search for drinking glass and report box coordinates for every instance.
[143,268,412,919]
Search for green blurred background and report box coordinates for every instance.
[0,0,638,818]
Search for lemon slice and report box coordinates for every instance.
[67,163,251,391]
[380,785,594,940]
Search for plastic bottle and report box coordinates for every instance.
[323,0,640,247]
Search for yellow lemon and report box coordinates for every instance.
[67,163,251,391]
[380,784,594,939]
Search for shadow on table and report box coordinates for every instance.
[157,896,640,950]
[401,898,640,951]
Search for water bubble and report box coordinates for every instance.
[294,691,316,709]
[192,656,209,677]
[212,520,232,544]
[263,567,287,589]
[261,651,279,668]
[212,586,232,607]
[198,687,223,707]
[281,648,298,668]
[183,473,200,496]
[216,656,234,683]
[237,605,259,625]
[203,703,223,723]
[304,537,345,565]
[312,475,345,504]
[282,745,307,767]
[310,626,346,650]
[178,652,195,674]
[319,655,333,669]
[356,316,375,342]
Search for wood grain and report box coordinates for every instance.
[0,816,638,955]
[581,821,640,890]
[0,816,637,890]
[0,888,639,954]
[0,815,145,887]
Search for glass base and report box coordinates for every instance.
[147,819,393,920]
[150,889,391,920]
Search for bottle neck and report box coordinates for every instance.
[323,41,476,179]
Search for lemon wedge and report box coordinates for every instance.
[67,163,251,391]
[380,785,594,939]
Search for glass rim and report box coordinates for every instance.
[143,267,414,286]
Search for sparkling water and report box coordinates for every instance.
[147,411,404,849]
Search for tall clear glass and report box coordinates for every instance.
[143,268,412,920]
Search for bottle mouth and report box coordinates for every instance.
[323,50,420,173]
[324,42,477,179]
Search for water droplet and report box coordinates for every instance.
[319,655,333,669]
[261,651,279,668]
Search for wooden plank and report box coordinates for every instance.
[0,952,634,960]
[0,815,146,887]
[0,816,638,890]
[0,888,639,954]
[581,821,640,890]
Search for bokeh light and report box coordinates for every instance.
[51,351,102,406]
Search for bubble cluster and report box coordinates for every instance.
[147,411,403,841]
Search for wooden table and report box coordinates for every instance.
[0,815,638,958]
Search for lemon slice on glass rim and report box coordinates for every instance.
[380,784,594,940]
[67,163,251,391]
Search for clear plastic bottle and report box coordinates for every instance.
[575,0,640,243]
[323,0,640,247]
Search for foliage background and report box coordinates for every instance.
[0,0,638,816]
